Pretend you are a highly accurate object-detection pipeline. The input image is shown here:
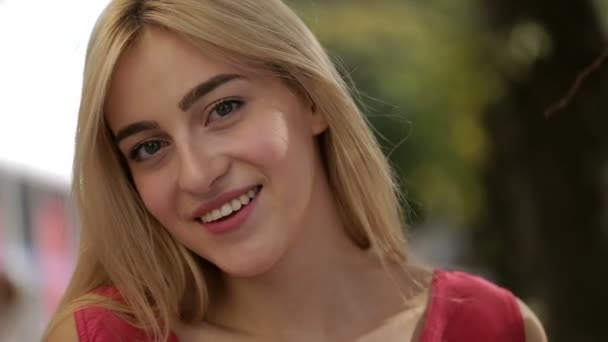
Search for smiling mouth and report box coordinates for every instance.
[195,185,262,224]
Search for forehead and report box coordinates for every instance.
[105,26,245,128]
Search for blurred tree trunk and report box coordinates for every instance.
[477,1,608,341]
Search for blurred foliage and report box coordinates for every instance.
[291,1,608,341]
[291,0,502,225]
[597,0,608,32]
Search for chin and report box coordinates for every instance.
[212,246,284,279]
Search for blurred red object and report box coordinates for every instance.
[34,194,75,318]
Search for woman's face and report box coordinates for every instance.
[105,27,327,277]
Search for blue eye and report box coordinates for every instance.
[130,140,166,161]
[207,99,244,123]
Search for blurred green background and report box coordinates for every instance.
[291,0,608,341]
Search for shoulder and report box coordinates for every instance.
[516,298,548,342]
[46,287,178,342]
[423,270,528,342]
[432,269,523,313]
[74,301,144,342]
[44,302,143,342]
[44,305,145,342]
[432,270,547,342]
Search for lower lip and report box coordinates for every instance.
[200,191,259,235]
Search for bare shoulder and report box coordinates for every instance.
[43,314,79,342]
[516,298,548,342]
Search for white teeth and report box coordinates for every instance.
[221,203,233,216]
[200,187,260,224]
[230,199,242,211]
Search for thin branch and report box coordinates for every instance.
[544,46,608,118]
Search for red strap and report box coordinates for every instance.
[419,270,526,342]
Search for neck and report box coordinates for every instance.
[207,174,426,341]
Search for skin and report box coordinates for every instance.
[46,26,547,342]
[107,36,325,279]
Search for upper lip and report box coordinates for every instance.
[191,185,258,219]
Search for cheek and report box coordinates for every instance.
[236,110,291,168]
[134,173,176,227]
[234,110,317,205]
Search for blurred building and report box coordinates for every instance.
[0,166,77,341]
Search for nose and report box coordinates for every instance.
[176,141,229,195]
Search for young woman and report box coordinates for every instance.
[44,0,547,341]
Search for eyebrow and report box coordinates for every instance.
[114,121,159,145]
[113,73,245,145]
[178,73,245,111]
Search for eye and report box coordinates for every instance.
[206,99,244,124]
[129,140,168,162]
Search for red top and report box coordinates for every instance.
[418,270,525,342]
[74,270,525,342]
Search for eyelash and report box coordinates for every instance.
[127,98,245,162]
[205,98,245,125]
[129,140,168,162]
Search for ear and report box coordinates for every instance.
[310,102,328,136]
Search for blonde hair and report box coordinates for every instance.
[45,0,409,339]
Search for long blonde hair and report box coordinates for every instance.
[45,0,409,339]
